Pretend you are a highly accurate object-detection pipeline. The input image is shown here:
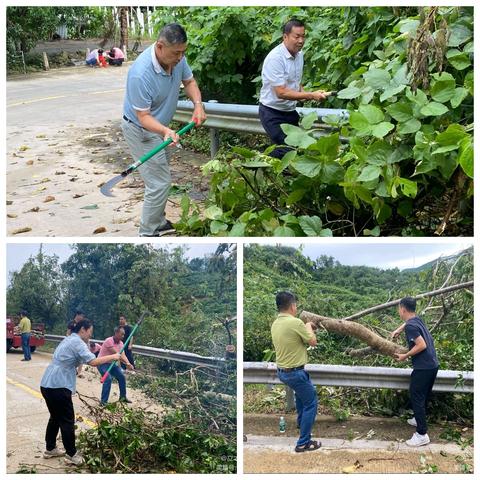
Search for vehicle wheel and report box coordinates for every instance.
[30,346,36,353]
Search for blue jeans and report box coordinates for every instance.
[21,333,31,360]
[278,368,317,447]
[97,364,127,404]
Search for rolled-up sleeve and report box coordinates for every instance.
[75,340,96,365]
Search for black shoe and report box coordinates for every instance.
[119,397,132,403]
[142,220,176,237]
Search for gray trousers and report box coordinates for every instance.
[121,118,171,236]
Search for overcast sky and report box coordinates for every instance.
[6,243,222,277]
[248,242,473,270]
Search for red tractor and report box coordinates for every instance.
[6,317,45,353]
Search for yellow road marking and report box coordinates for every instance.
[7,88,124,107]
[6,376,97,428]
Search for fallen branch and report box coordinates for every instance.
[342,281,473,322]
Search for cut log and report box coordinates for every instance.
[301,311,408,356]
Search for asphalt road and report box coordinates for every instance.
[6,348,162,473]
[6,66,208,237]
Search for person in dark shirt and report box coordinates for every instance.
[119,315,135,371]
[391,297,439,447]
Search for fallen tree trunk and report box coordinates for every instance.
[300,280,473,357]
[300,311,407,357]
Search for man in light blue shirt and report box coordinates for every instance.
[122,23,206,236]
[259,18,331,158]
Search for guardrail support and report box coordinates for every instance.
[285,386,295,411]
[208,100,220,158]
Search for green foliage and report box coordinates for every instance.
[80,364,236,473]
[172,6,473,236]
[243,245,473,419]
[7,244,236,356]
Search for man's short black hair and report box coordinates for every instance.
[158,23,187,45]
[74,309,85,316]
[115,325,125,334]
[399,297,416,313]
[20,309,28,317]
[276,291,297,311]
[283,18,305,35]
[72,319,93,333]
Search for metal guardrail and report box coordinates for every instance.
[173,100,350,157]
[44,334,226,369]
[244,362,473,393]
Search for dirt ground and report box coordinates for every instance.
[6,349,164,473]
[7,63,210,237]
[243,413,474,474]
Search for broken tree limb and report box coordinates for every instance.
[342,281,473,322]
[300,311,408,357]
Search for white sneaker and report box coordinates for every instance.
[407,417,417,427]
[64,453,84,465]
[43,447,65,458]
[406,432,430,447]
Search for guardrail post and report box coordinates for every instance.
[285,386,295,411]
[42,52,50,71]
[208,100,220,158]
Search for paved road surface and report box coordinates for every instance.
[7,66,208,237]
[6,349,162,473]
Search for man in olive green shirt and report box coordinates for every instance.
[19,310,32,361]
[271,291,321,452]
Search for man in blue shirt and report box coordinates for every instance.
[392,297,439,447]
[123,23,206,236]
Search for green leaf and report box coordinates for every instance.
[80,204,99,210]
[241,160,271,168]
[380,84,406,102]
[447,22,472,47]
[398,199,413,218]
[430,72,456,103]
[371,122,394,138]
[397,118,421,134]
[210,220,228,234]
[366,140,393,166]
[406,88,428,106]
[282,124,316,148]
[436,124,467,146]
[298,215,323,236]
[446,49,471,70]
[420,102,449,116]
[309,133,340,158]
[464,71,473,96]
[372,197,392,223]
[458,137,473,178]
[386,102,413,122]
[300,112,317,129]
[358,104,384,124]
[337,85,362,99]
[357,165,382,182]
[319,228,333,237]
[363,226,380,236]
[450,87,469,109]
[286,189,306,205]
[273,226,296,237]
[432,145,459,155]
[350,137,368,163]
[349,111,370,133]
[291,155,322,177]
[397,177,417,198]
[228,223,246,236]
[204,205,223,220]
[363,68,391,90]
[232,146,256,158]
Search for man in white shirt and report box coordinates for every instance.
[259,18,330,158]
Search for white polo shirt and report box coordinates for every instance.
[259,43,304,112]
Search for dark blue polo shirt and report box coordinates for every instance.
[404,316,439,370]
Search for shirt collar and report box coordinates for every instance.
[150,43,168,75]
[280,42,296,59]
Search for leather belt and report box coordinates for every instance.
[278,365,305,372]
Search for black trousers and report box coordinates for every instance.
[40,387,76,456]
[121,347,135,369]
[409,367,438,435]
[259,103,300,159]
[108,58,124,66]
